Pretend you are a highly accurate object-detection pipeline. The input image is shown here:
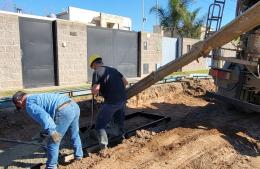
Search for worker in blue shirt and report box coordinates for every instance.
[12,91,83,169]
[89,54,128,149]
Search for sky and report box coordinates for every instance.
[0,0,238,32]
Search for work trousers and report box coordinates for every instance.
[46,102,83,169]
[95,101,125,148]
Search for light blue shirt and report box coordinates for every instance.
[26,93,71,134]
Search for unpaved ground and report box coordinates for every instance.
[1,79,260,168]
[61,79,260,169]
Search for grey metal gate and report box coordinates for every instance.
[87,26,138,82]
[19,17,56,88]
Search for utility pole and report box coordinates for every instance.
[142,0,146,31]
[156,0,159,25]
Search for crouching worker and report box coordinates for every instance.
[89,54,128,150]
[12,91,83,169]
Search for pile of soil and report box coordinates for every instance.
[127,79,215,107]
[181,79,216,96]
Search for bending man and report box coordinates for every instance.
[12,91,83,169]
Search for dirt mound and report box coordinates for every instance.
[127,82,182,107]
[127,79,215,107]
[181,79,216,96]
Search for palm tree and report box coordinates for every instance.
[150,0,204,38]
[179,8,205,38]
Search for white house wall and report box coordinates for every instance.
[68,7,100,25]
[121,17,132,30]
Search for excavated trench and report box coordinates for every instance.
[1,79,260,168]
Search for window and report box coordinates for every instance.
[187,45,191,52]
[143,63,149,74]
[107,22,115,28]
[143,41,147,50]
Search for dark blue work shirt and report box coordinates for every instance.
[92,66,126,104]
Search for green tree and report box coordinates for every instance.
[179,8,204,38]
[150,0,204,38]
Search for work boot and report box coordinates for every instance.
[99,144,107,150]
[120,128,126,139]
[74,157,82,161]
[96,129,108,148]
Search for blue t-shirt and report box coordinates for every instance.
[92,66,126,104]
[26,93,71,134]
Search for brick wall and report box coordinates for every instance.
[0,13,23,90]
[218,42,237,67]
[182,38,237,71]
[140,32,162,77]
[182,38,209,71]
[56,19,88,86]
[0,12,136,90]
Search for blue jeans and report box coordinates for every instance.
[95,101,125,148]
[46,102,83,169]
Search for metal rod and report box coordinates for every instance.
[0,138,45,147]
[126,116,170,135]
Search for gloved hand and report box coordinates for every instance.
[50,131,62,143]
[94,95,104,103]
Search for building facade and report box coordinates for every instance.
[56,7,132,31]
[0,10,162,90]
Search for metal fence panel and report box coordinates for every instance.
[19,17,55,88]
[87,27,138,82]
